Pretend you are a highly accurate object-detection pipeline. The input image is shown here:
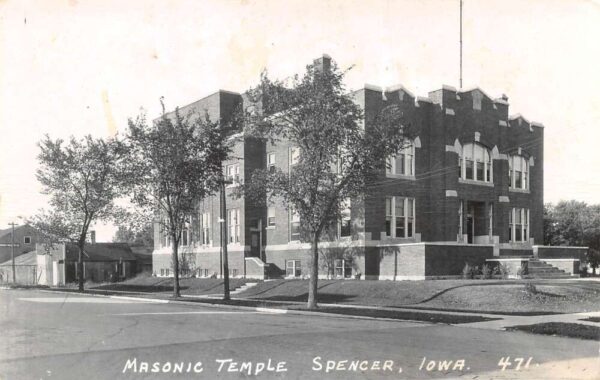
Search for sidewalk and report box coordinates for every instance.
[459,309,600,330]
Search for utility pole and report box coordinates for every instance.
[8,222,17,284]
[219,171,231,301]
[459,0,463,89]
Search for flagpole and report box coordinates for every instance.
[460,0,463,89]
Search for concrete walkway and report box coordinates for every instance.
[459,309,600,330]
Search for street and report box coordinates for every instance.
[0,289,598,380]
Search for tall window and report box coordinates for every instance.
[509,155,529,190]
[460,143,492,182]
[289,147,300,167]
[226,164,240,185]
[181,217,190,246]
[339,199,351,238]
[267,207,276,227]
[509,208,529,243]
[267,153,276,173]
[385,196,415,238]
[386,140,415,176]
[228,208,240,243]
[201,212,211,246]
[289,208,301,241]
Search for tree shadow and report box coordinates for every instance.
[92,284,189,293]
[257,292,356,303]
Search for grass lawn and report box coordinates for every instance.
[238,279,600,314]
[88,275,249,295]
[506,322,600,340]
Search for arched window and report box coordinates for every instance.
[508,155,529,190]
[386,140,415,176]
[459,143,492,182]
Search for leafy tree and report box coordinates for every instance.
[242,59,408,309]
[588,249,600,275]
[544,201,600,274]
[124,101,231,298]
[30,135,126,291]
[113,224,154,247]
[552,200,589,246]
[543,203,558,246]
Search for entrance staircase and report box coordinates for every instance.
[525,258,578,279]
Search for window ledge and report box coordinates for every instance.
[509,188,530,194]
[265,226,276,230]
[385,173,416,180]
[458,178,494,187]
[382,235,417,242]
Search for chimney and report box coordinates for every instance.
[313,54,332,73]
[90,230,96,244]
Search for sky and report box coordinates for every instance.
[1,0,599,241]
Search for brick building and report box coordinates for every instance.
[153,56,585,280]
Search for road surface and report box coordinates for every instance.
[0,289,598,379]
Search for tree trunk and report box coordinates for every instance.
[220,178,230,300]
[307,233,320,309]
[77,243,84,292]
[172,237,180,298]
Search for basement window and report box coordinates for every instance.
[286,260,301,278]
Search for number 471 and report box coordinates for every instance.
[498,357,533,371]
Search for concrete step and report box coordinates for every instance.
[230,282,258,295]
[526,258,575,279]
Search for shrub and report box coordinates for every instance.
[481,264,493,279]
[517,262,528,278]
[498,263,510,279]
[524,282,538,294]
[462,263,478,279]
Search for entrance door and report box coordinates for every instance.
[466,208,474,244]
[250,231,260,257]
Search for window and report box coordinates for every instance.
[286,260,301,277]
[267,153,276,173]
[385,196,415,238]
[160,268,165,276]
[228,208,240,243]
[201,212,211,246]
[458,200,463,239]
[290,208,301,241]
[334,259,353,278]
[181,217,191,246]
[23,236,31,244]
[509,208,529,243]
[289,147,300,167]
[386,140,415,176]
[267,207,276,227]
[509,155,529,190]
[226,164,240,185]
[460,143,492,182]
[339,199,351,238]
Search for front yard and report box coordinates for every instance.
[238,278,600,314]
[82,275,600,315]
